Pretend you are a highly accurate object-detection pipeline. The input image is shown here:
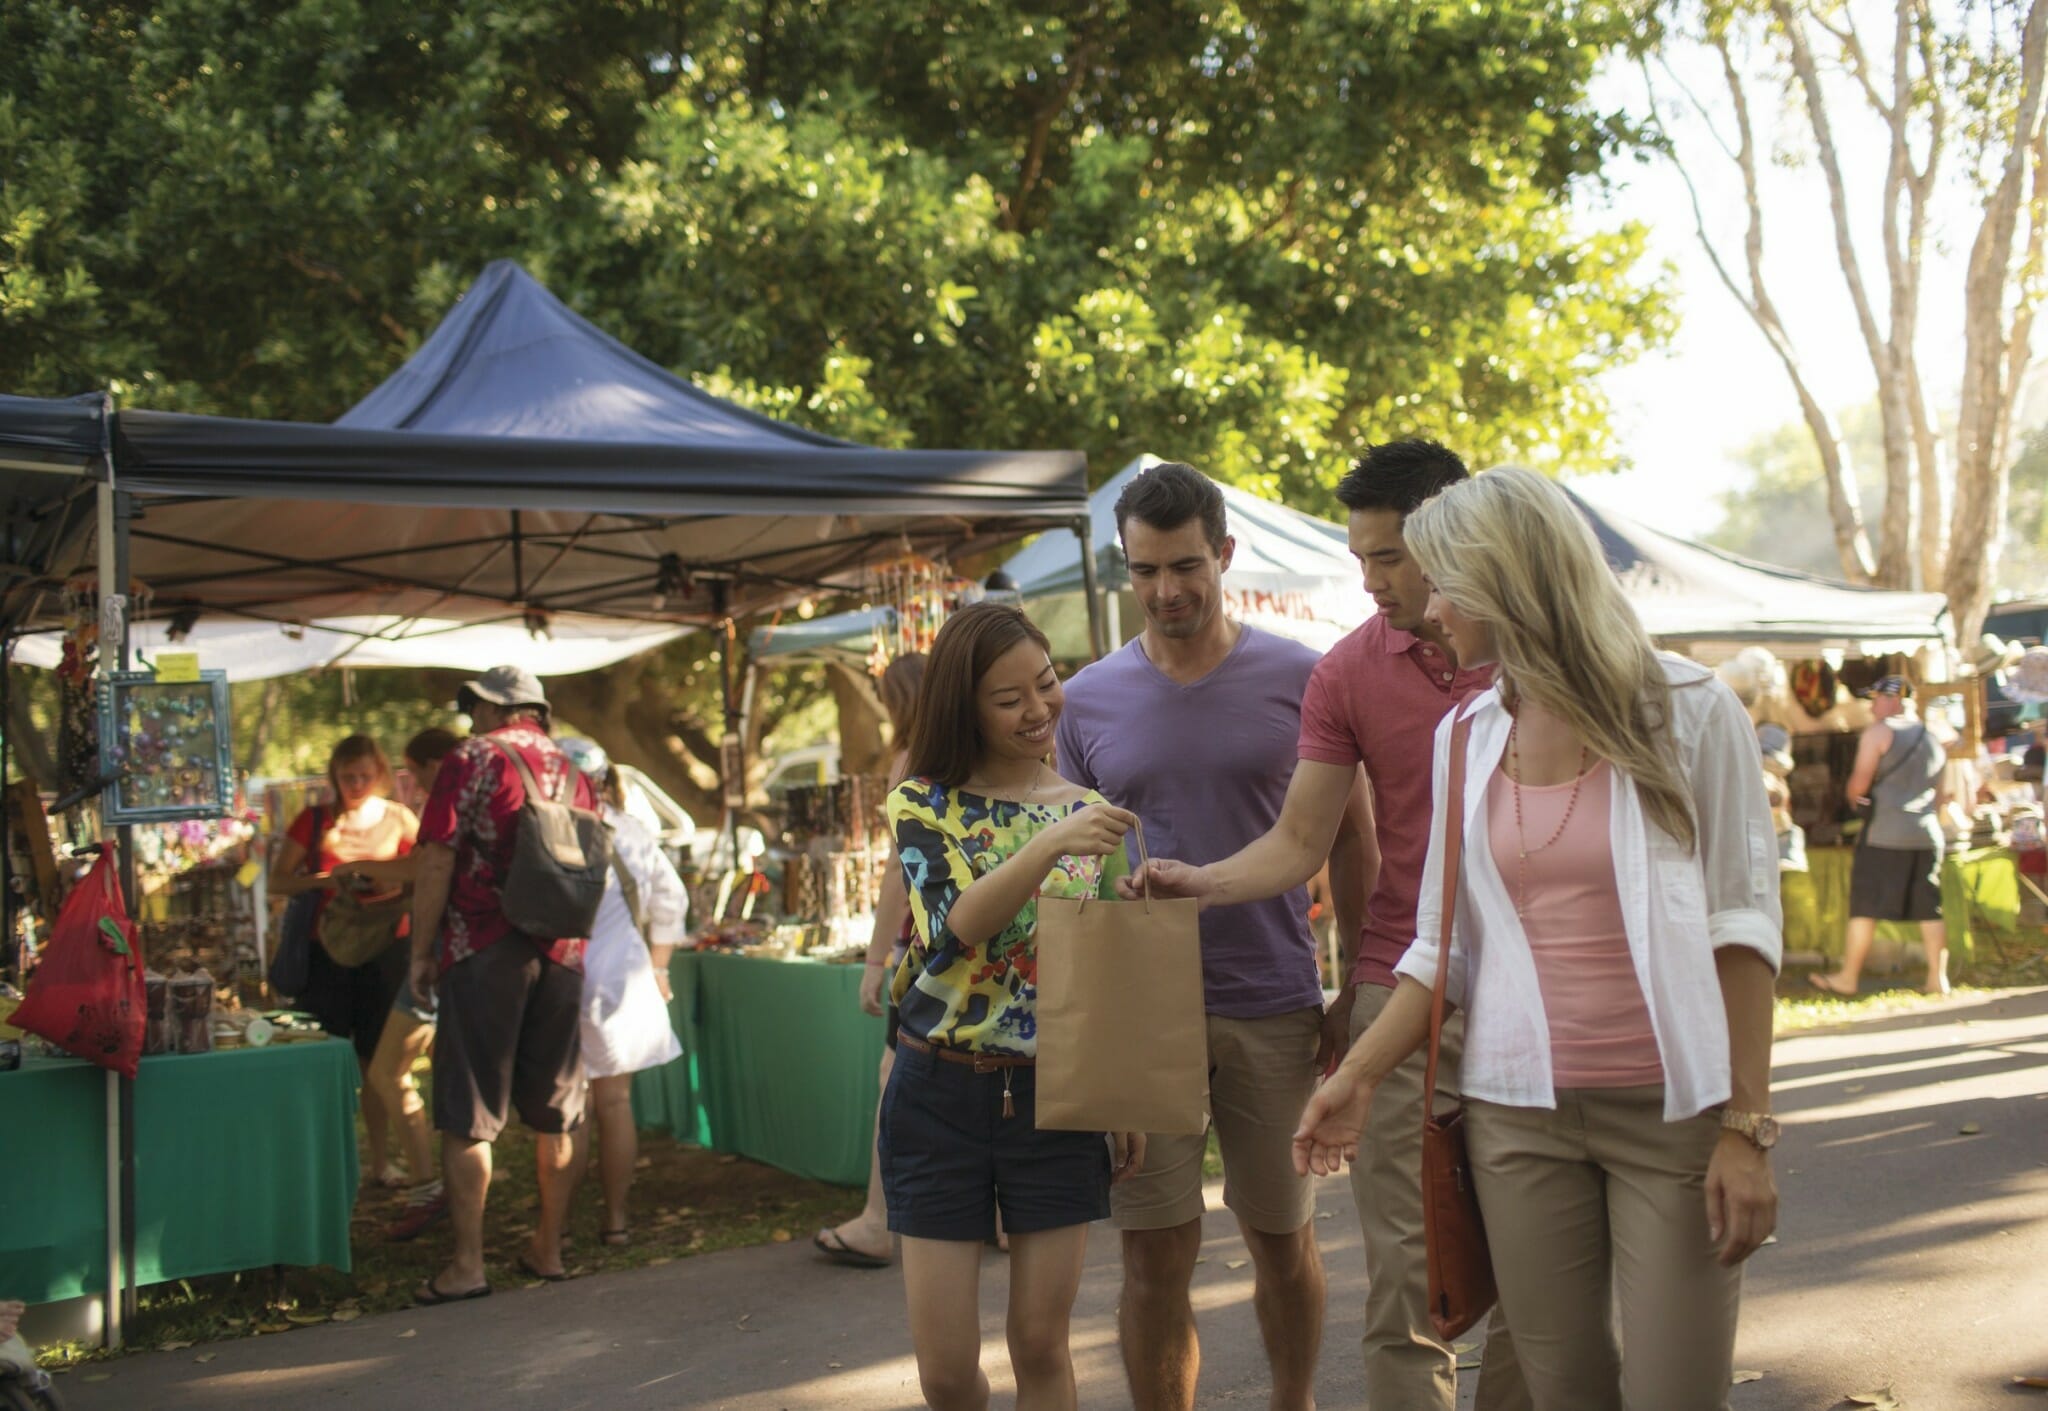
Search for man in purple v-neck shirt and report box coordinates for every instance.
[1056,462,1372,1411]
[1134,442,1529,1411]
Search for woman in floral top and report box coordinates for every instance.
[882,603,1144,1411]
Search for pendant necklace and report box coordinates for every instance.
[1508,719,1589,919]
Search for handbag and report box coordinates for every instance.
[1420,711,1498,1341]
[1032,820,1210,1136]
[316,886,409,967]
[267,804,324,997]
[11,845,145,1078]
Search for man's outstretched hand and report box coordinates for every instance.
[1115,857,1216,906]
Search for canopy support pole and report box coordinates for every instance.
[1073,515,1105,662]
[112,483,139,1336]
[92,404,129,1348]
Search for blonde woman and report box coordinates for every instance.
[1292,468,1781,1411]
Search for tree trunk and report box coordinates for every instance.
[546,655,723,824]
[824,661,887,781]
[1948,0,2048,643]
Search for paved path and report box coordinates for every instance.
[61,988,2048,1410]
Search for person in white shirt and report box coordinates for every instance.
[558,737,686,1246]
[1292,467,1781,1411]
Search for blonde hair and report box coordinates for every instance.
[1404,466,1698,852]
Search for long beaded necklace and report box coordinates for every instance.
[1508,719,1590,920]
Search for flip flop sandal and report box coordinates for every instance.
[518,1254,571,1283]
[600,1226,631,1247]
[1806,973,1857,997]
[812,1228,891,1269]
[414,1278,491,1306]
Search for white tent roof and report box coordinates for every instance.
[10,613,686,681]
[1001,456,1369,654]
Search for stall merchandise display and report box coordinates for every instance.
[97,671,234,822]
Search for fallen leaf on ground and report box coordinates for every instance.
[1846,1389,1901,1409]
[1225,1259,1248,1270]
[331,1309,362,1323]
[194,1353,216,1363]
[1960,1122,1982,1135]
[648,1257,673,1267]
[1732,1369,1764,1384]
[634,1156,653,1169]
[1843,1084,1865,1093]
[396,1329,417,1339]
[285,1312,327,1326]
[1317,1211,1333,1219]
[363,1281,389,1297]
[1193,1256,1208,1264]
[255,1322,291,1334]
[718,1155,739,1165]
[1454,1341,1480,1353]
[221,1315,247,1326]
[829,1362,843,1369]
[160,1340,192,1352]
[771,1229,792,1243]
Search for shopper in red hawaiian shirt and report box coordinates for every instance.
[411,666,597,1304]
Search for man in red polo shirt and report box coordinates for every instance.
[410,665,597,1305]
[1133,442,1526,1410]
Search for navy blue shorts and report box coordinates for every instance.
[879,1042,1111,1242]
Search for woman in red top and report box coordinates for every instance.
[270,735,420,1185]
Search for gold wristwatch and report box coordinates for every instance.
[1719,1109,1780,1151]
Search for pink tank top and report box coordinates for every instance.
[1486,761,1664,1088]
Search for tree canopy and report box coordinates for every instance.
[5,0,1669,511]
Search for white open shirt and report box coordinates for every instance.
[1392,656,1783,1121]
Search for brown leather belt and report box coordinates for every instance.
[896,1030,1034,1072]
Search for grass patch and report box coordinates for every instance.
[38,1126,861,1371]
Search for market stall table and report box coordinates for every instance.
[632,950,885,1187]
[1783,846,2024,964]
[0,1039,360,1305]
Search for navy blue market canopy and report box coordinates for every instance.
[0,264,1092,645]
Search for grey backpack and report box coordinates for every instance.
[487,739,611,941]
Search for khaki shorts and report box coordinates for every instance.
[1109,1006,1321,1235]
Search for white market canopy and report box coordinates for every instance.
[1569,488,1950,656]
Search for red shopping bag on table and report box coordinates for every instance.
[12,846,145,1077]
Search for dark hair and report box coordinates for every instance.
[1113,461,1228,553]
[1334,439,1470,518]
[402,727,460,769]
[879,652,926,740]
[328,734,394,800]
[902,604,1054,787]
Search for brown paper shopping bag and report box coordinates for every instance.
[1034,823,1209,1135]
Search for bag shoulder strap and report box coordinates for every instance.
[1422,711,1474,1112]
[487,735,574,807]
[610,848,645,937]
[298,804,327,876]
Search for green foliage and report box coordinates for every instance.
[5,0,1670,509]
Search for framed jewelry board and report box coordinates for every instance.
[97,670,235,823]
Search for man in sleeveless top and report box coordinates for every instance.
[1812,676,1951,996]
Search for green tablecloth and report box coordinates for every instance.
[1782,846,2018,962]
[631,951,885,1187]
[0,1039,360,1305]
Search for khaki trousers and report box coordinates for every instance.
[1349,985,1528,1411]
[1465,1087,1742,1411]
